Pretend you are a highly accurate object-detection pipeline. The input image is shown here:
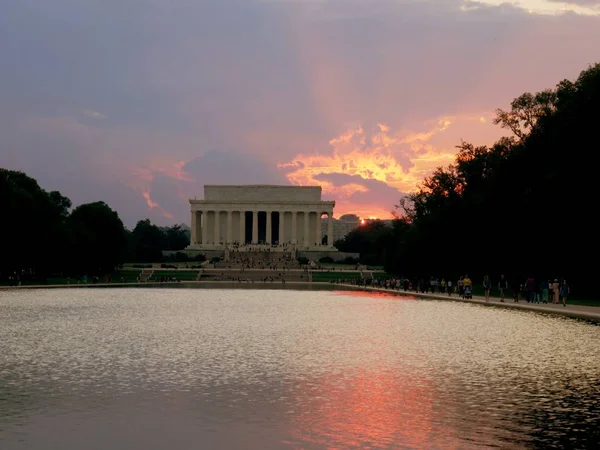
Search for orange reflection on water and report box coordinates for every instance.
[286,368,461,449]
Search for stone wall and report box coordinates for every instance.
[163,249,225,259]
[204,185,322,202]
[164,249,358,263]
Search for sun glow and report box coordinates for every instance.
[279,119,460,218]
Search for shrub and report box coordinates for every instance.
[319,256,335,263]
[298,256,309,265]
[174,252,189,262]
[343,256,359,265]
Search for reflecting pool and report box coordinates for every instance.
[1,288,598,449]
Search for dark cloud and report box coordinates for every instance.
[182,150,290,187]
[134,150,292,225]
[1,0,599,223]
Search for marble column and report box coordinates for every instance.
[303,211,310,247]
[315,212,322,246]
[227,210,232,244]
[214,210,220,245]
[291,211,297,244]
[327,212,334,247]
[252,210,258,244]
[202,210,208,245]
[196,211,202,245]
[239,210,245,244]
[278,211,284,244]
[190,211,197,244]
[266,211,272,244]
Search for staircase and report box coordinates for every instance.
[199,268,308,283]
[138,269,154,282]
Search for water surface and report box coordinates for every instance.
[1,288,599,449]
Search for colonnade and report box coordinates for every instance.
[190,209,334,248]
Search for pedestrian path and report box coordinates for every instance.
[356,285,600,322]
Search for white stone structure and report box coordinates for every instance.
[187,185,335,250]
[321,214,361,243]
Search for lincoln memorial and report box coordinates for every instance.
[187,185,335,250]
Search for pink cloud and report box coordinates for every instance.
[2,0,599,226]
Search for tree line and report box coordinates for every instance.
[336,63,600,297]
[0,169,190,282]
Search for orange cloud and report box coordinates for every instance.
[141,189,174,221]
[278,115,502,218]
[278,118,466,218]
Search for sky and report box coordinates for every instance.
[1,0,599,227]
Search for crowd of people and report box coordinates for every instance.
[368,275,572,306]
[220,252,299,271]
[227,243,297,253]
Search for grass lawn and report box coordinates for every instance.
[317,263,358,269]
[149,270,199,281]
[312,271,362,282]
[373,273,395,280]
[123,262,203,268]
[317,263,384,271]
[0,269,144,286]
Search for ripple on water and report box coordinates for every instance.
[0,288,599,449]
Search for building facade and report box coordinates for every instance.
[321,214,361,243]
[187,185,335,250]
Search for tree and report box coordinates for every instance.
[67,202,127,274]
[162,224,190,251]
[493,90,557,140]
[335,220,394,265]
[0,169,71,279]
[382,62,600,296]
[128,219,166,262]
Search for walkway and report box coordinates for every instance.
[2,281,598,322]
[352,285,600,322]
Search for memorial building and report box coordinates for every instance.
[187,185,335,250]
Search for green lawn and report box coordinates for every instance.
[117,269,143,282]
[0,269,144,286]
[312,271,362,282]
[123,262,203,268]
[317,263,358,268]
[149,270,199,281]
[317,263,384,271]
[373,273,395,280]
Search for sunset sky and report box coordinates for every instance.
[2,0,599,226]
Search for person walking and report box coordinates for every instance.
[560,280,570,307]
[524,276,536,303]
[463,274,473,299]
[552,279,560,304]
[483,275,491,302]
[498,274,508,302]
[541,279,550,304]
[511,278,520,302]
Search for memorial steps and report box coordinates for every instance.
[200,249,307,282]
[199,269,308,283]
